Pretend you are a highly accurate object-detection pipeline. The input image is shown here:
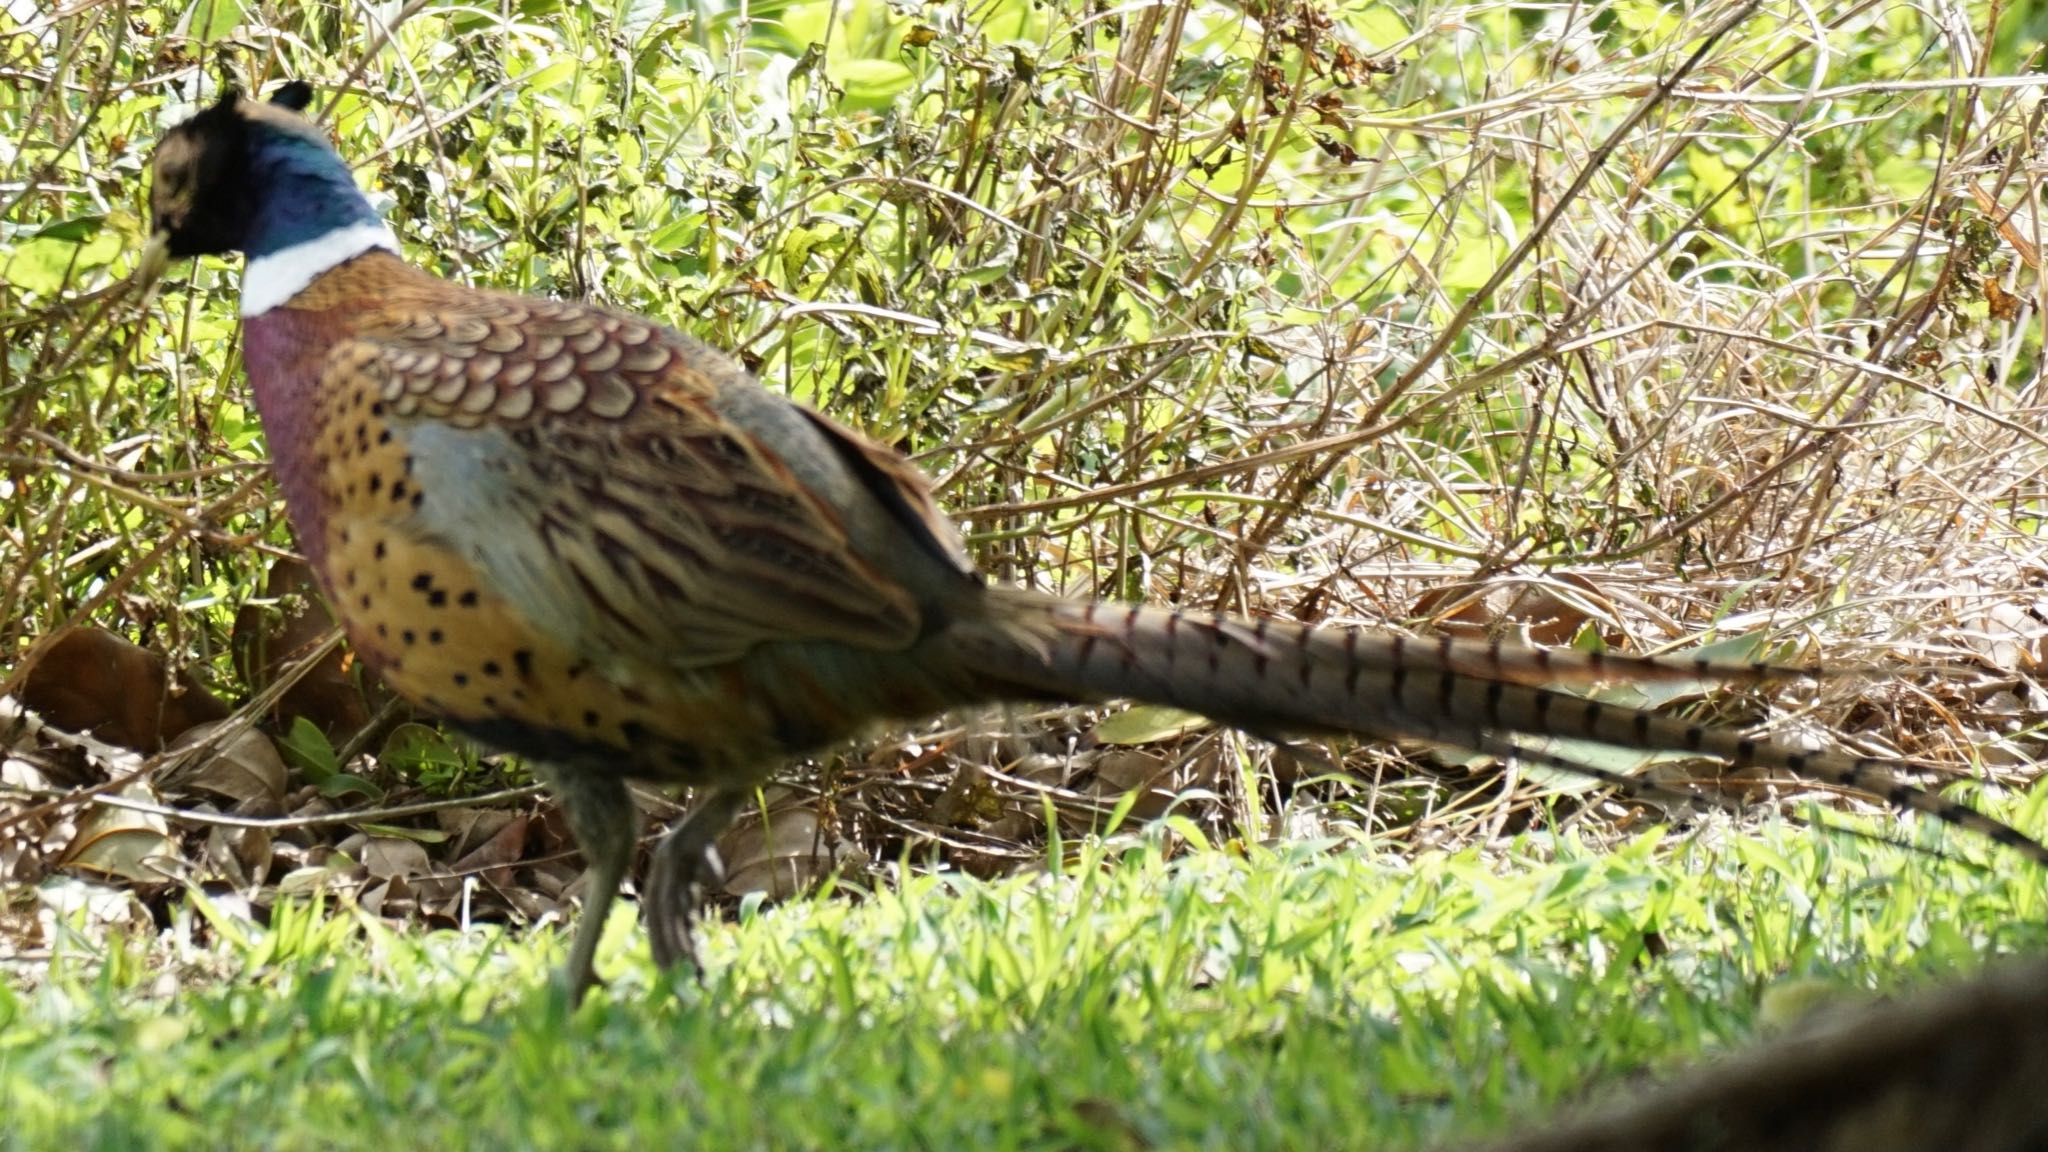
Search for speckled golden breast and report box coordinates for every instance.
[242,254,826,783]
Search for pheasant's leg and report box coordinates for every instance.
[646,786,750,974]
[531,764,638,1003]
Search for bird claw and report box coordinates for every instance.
[646,826,725,979]
[643,787,749,982]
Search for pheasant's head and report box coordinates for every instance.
[147,82,323,261]
[142,82,393,314]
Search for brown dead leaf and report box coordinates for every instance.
[1985,278,2026,322]
[523,858,576,901]
[447,813,527,883]
[203,823,274,884]
[56,788,177,884]
[436,806,517,859]
[159,721,288,813]
[1411,573,1611,647]
[718,790,868,901]
[359,877,410,919]
[1089,749,1175,820]
[1970,183,2041,271]
[1010,752,1075,786]
[357,836,432,882]
[416,812,532,907]
[1070,1097,1152,1150]
[1957,599,2045,674]
[21,626,230,752]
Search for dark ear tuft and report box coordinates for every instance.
[270,81,314,111]
[213,88,242,111]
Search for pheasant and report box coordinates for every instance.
[139,83,2048,1000]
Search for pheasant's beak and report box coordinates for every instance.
[136,231,170,289]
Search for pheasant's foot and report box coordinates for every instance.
[532,764,638,1005]
[646,787,749,977]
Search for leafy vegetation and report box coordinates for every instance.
[3,0,2046,1145]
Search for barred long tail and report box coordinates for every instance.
[962,591,2048,866]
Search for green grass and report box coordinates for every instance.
[6,2,2048,1147]
[6,822,2043,1151]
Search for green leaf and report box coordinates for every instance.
[4,231,123,295]
[530,58,580,94]
[1101,787,1142,836]
[1597,630,1784,711]
[1685,151,1738,198]
[180,0,243,40]
[835,59,913,111]
[317,774,384,801]
[1354,8,1410,45]
[278,716,341,783]
[955,259,1013,288]
[779,221,840,283]
[34,215,105,242]
[356,823,451,844]
[1875,154,1935,200]
[1090,705,1211,746]
[1161,814,1211,851]
[648,215,701,253]
[1687,630,1780,665]
[1514,736,1676,793]
[379,722,465,777]
[1614,0,1679,36]
[1440,235,1499,293]
[621,0,667,37]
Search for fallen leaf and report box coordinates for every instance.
[359,836,431,881]
[21,627,230,751]
[1411,574,1605,648]
[160,721,288,812]
[1090,705,1210,746]
[56,789,177,884]
[718,792,867,901]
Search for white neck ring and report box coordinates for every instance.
[240,222,400,317]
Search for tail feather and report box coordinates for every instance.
[961,591,2048,867]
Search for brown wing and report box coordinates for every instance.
[347,286,933,669]
[795,406,977,580]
